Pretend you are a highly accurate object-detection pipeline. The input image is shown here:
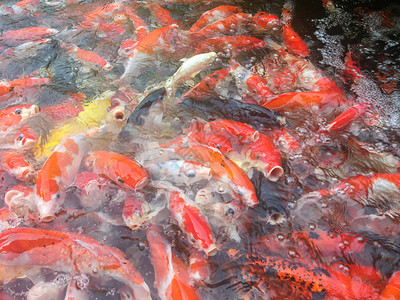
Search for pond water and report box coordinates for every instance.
[0,0,399,299]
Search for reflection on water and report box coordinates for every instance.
[0,0,399,299]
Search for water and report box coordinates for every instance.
[0,0,399,299]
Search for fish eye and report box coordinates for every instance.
[54,193,61,200]
[117,177,124,184]
[17,134,24,141]
[111,99,120,107]
[134,210,141,218]
[14,109,22,115]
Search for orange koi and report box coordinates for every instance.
[189,251,210,283]
[325,102,369,132]
[175,145,258,207]
[145,2,180,26]
[189,5,243,32]
[204,119,260,144]
[84,151,149,191]
[0,27,58,46]
[79,2,125,28]
[169,189,217,255]
[147,225,201,300]
[0,227,151,299]
[195,13,252,38]
[4,185,36,217]
[0,151,35,183]
[61,43,112,70]
[262,89,344,111]
[281,7,310,57]
[193,35,267,56]
[249,12,280,34]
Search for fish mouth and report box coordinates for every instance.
[267,166,284,182]
[135,177,149,190]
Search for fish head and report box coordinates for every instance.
[35,174,64,222]
[123,196,153,230]
[0,104,39,131]
[14,126,38,150]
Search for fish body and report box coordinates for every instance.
[0,227,151,299]
[190,5,243,32]
[61,43,112,70]
[35,133,91,222]
[175,145,258,207]
[147,225,201,300]
[325,102,369,132]
[0,27,58,46]
[84,151,149,191]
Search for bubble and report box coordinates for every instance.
[287,201,296,209]
[308,223,316,231]
[338,241,346,250]
[75,274,90,289]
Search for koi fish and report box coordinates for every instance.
[281,9,310,57]
[193,35,267,57]
[168,189,217,255]
[175,145,258,207]
[0,27,58,46]
[4,185,36,217]
[73,171,110,209]
[27,281,66,300]
[144,2,180,26]
[262,89,344,111]
[60,42,112,70]
[0,208,19,233]
[35,133,91,222]
[120,24,191,82]
[381,270,400,300]
[0,227,151,299]
[189,5,243,32]
[147,225,201,300]
[195,13,252,38]
[122,6,149,41]
[0,104,39,142]
[13,125,38,152]
[34,90,114,160]
[0,151,35,183]
[84,151,149,191]
[10,0,40,14]
[324,102,369,132]
[146,160,212,186]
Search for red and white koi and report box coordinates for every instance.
[147,225,201,300]
[0,151,35,183]
[10,0,40,15]
[168,189,217,255]
[190,5,243,32]
[84,151,149,191]
[0,227,151,299]
[175,145,258,207]
[0,104,39,142]
[35,133,91,222]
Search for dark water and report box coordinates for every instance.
[0,0,399,299]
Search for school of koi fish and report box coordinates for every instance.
[0,0,399,299]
